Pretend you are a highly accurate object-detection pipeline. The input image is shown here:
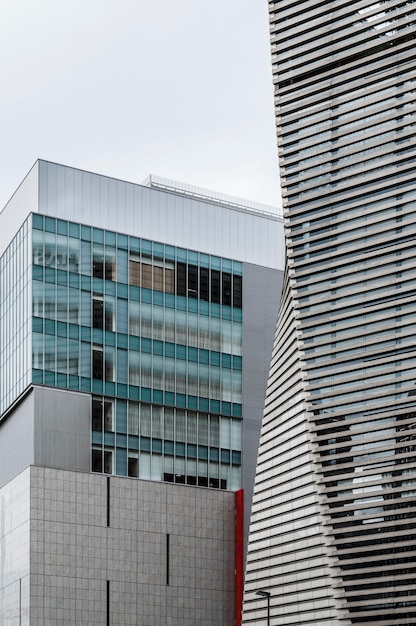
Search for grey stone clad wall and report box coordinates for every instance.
[0,468,31,626]
[28,466,235,625]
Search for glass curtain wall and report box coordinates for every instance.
[30,214,243,490]
[0,218,32,416]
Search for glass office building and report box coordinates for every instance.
[0,160,284,625]
[243,2,416,625]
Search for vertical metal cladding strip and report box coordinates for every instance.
[106,580,110,626]
[107,476,110,527]
[166,534,170,586]
[235,489,244,626]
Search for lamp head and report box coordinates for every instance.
[256,590,271,598]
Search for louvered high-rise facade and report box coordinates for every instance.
[243,1,416,625]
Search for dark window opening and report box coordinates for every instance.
[93,250,115,281]
[187,265,198,298]
[93,350,103,380]
[208,478,227,489]
[93,298,114,331]
[233,275,242,308]
[92,448,102,472]
[163,472,227,489]
[211,269,220,304]
[93,299,104,329]
[222,272,231,307]
[93,254,104,279]
[200,267,209,301]
[128,457,138,477]
[92,399,103,431]
[174,262,242,308]
[177,262,187,296]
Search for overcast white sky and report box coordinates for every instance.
[0,0,281,212]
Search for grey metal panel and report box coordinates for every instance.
[241,263,283,548]
[33,387,91,472]
[37,160,285,269]
[0,392,35,489]
[0,161,38,256]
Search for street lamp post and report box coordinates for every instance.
[255,590,271,626]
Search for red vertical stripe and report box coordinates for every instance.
[235,489,244,626]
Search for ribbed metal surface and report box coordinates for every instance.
[244,1,416,624]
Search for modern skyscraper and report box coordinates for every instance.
[243,2,416,625]
[0,160,284,625]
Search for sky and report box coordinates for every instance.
[0,0,281,212]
